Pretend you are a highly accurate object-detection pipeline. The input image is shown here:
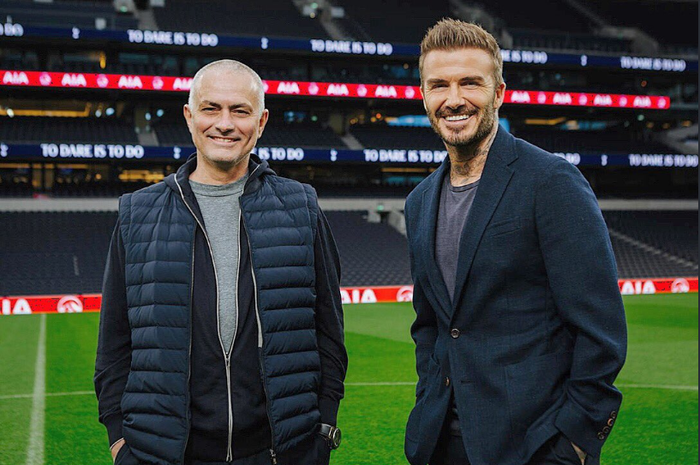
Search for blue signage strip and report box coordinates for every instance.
[0,143,697,168]
[0,24,696,73]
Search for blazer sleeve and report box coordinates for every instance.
[405,206,439,398]
[535,158,627,457]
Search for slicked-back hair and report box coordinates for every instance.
[419,18,504,88]
[188,59,265,115]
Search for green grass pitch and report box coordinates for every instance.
[0,294,696,464]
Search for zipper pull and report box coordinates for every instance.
[270,449,277,464]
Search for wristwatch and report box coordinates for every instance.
[318,423,342,450]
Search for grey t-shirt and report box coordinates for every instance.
[190,174,248,353]
[435,172,479,437]
[435,174,480,302]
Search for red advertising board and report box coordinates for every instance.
[1,278,696,315]
[1,293,101,315]
[0,70,671,109]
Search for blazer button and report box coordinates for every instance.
[450,329,461,339]
[445,376,451,387]
[607,418,615,427]
[603,426,611,434]
[597,432,605,440]
[610,411,618,419]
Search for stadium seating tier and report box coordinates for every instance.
[152,0,329,39]
[1,210,696,296]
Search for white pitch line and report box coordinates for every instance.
[347,382,416,386]
[25,313,46,465]
[618,383,699,391]
[0,391,94,401]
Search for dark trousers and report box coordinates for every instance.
[429,431,601,465]
[186,447,273,465]
[185,434,326,465]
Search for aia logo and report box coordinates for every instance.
[2,71,29,85]
[340,288,377,304]
[1,298,32,315]
[396,286,414,302]
[118,75,143,89]
[173,77,192,91]
[671,278,690,294]
[620,280,656,295]
[277,82,300,94]
[327,83,349,96]
[510,91,530,103]
[553,93,572,105]
[61,73,87,87]
[374,85,397,98]
[57,296,83,313]
[593,94,613,106]
[633,96,652,108]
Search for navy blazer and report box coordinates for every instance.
[403,126,627,465]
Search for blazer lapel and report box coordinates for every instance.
[451,127,518,315]
[420,160,452,319]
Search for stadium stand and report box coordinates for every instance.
[323,210,412,286]
[0,181,32,198]
[0,210,413,294]
[0,116,139,144]
[605,210,699,263]
[349,124,444,150]
[335,0,451,44]
[0,49,40,71]
[154,120,347,149]
[485,0,592,33]
[510,29,632,54]
[152,0,329,39]
[471,0,633,53]
[307,62,418,86]
[334,15,373,42]
[51,180,152,198]
[513,127,672,154]
[0,208,696,295]
[152,121,191,146]
[584,0,698,52]
[258,122,347,148]
[0,211,116,295]
[314,184,415,198]
[0,0,138,30]
[608,236,698,279]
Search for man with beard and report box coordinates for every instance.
[403,19,626,465]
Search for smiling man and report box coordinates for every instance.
[403,20,627,465]
[95,60,347,465]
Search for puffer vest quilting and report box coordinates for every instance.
[119,175,320,465]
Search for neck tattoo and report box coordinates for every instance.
[449,127,497,186]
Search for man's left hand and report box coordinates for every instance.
[571,442,587,465]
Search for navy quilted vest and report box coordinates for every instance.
[119,172,320,465]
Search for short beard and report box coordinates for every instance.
[429,97,496,151]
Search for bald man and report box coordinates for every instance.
[95,60,347,465]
